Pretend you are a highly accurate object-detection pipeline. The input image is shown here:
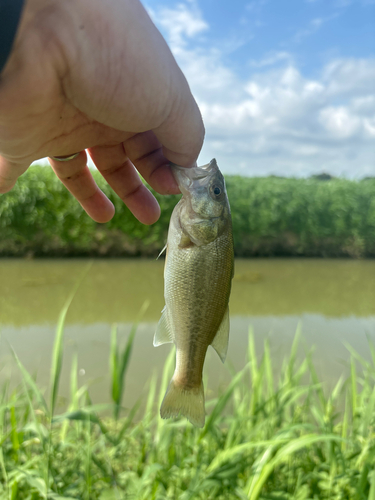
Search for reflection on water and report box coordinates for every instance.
[1,258,375,407]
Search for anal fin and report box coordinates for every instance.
[211,307,230,363]
[153,306,173,346]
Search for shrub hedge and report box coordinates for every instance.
[1,165,375,257]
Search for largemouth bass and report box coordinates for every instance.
[154,158,234,427]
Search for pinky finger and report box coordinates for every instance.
[0,156,28,193]
[49,151,115,223]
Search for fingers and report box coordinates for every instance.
[0,156,28,193]
[88,144,161,225]
[123,131,180,195]
[48,151,115,223]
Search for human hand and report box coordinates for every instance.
[0,0,204,224]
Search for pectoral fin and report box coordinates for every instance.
[153,306,173,346]
[211,307,230,363]
[179,233,193,249]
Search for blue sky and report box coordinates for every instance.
[146,0,375,177]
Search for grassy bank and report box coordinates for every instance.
[1,165,375,257]
[1,299,375,498]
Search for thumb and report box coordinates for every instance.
[153,80,205,168]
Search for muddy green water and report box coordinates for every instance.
[1,258,375,410]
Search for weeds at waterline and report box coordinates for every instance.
[0,301,374,499]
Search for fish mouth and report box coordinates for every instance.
[171,159,218,193]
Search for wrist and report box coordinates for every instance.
[3,0,77,79]
[0,0,25,72]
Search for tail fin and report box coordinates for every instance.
[160,378,205,428]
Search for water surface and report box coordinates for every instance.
[1,258,374,410]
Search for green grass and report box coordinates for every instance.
[0,309,375,499]
[2,165,375,257]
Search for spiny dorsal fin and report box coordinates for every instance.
[153,306,173,346]
[211,307,230,363]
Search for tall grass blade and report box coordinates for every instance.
[344,342,371,370]
[248,327,258,382]
[350,356,357,420]
[60,352,79,441]
[50,261,93,416]
[117,398,143,443]
[201,367,247,439]
[263,339,274,401]
[144,371,157,422]
[341,390,349,451]
[369,469,375,500]
[247,434,342,499]
[110,300,149,420]
[367,335,375,370]
[286,323,302,384]
[361,384,375,438]
[11,349,49,415]
[110,324,119,411]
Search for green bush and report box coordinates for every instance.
[227,176,375,257]
[1,165,375,257]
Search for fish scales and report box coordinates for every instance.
[154,159,234,427]
[167,233,233,387]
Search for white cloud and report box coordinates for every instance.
[293,14,339,42]
[245,0,268,12]
[148,1,208,49]
[323,59,375,97]
[149,1,375,178]
[249,51,293,68]
[319,107,361,138]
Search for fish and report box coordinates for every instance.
[154,158,234,427]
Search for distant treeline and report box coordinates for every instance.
[1,165,375,258]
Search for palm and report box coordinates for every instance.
[0,0,204,224]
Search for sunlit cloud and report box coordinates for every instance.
[148,1,374,178]
[148,1,208,49]
[249,51,293,67]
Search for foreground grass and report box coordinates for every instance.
[1,307,375,498]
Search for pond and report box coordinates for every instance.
[1,258,374,411]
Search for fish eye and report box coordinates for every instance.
[213,187,221,196]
